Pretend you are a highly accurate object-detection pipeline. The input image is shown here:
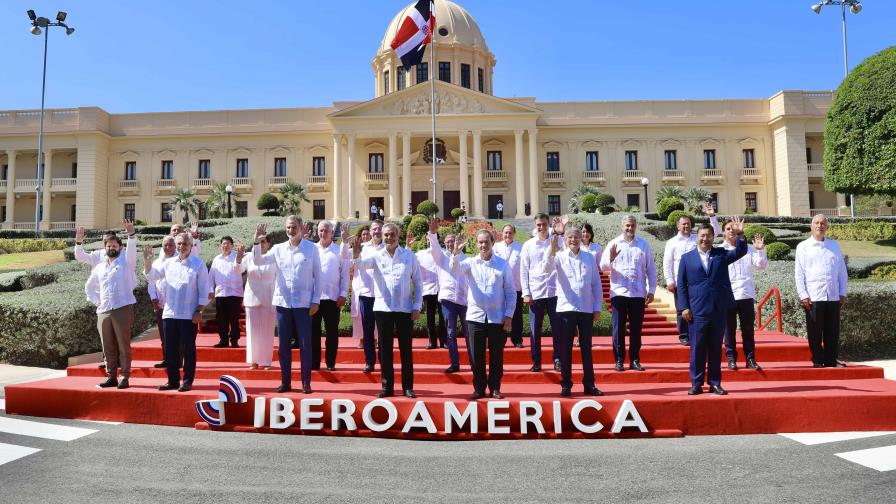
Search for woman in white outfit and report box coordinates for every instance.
[242,235,277,369]
[351,226,377,348]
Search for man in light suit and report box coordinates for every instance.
[677,217,747,396]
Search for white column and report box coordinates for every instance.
[332,134,342,219]
[528,129,539,215]
[347,134,356,219]
[41,149,53,228]
[4,150,15,227]
[458,130,469,217]
[402,132,411,216]
[514,129,526,218]
[472,130,483,218]
[388,132,398,218]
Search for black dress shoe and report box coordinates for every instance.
[213,341,228,348]
[303,384,312,394]
[746,358,762,370]
[630,360,645,371]
[276,384,291,393]
[426,343,437,350]
[727,359,738,370]
[378,389,394,398]
[444,365,460,373]
[560,387,571,397]
[490,390,504,399]
[470,391,486,400]
[709,384,728,395]
[529,365,542,372]
[326,366,336,372]
[514,342,524,348]
[117,378,130,389]
[311,365,321,371]
[585,387,604,397]
[98,363,106,369]
[177,383,192,392]
[554,359,562,371]
[679,337,689,346]
[812,362,824,368]
[615,361,625,372]
[403,389,416,399]
[363,364,374,373]
[291,342,301,350]
[688,386,703,395]
[230,340,239,348]
[833,361,847,368]
[158,382,179,391]
[153,362,167,368]
[97,376,118,388]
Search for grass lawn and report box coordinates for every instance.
[838,239,896,258]
[0,250,66,272]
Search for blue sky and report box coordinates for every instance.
[2,1,895,112]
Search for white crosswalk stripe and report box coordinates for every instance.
[0,416,97,441]
[779,432,896,472]
[0,442,41,466]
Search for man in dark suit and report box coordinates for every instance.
[677,217,747,396]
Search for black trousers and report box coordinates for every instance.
[374,311,414,392]
[423,294,446,346]
[509,291,524,345]
[559,311,595,390]
[154,308,166,363]
[162,318,197,386]
[725,298,756,362]
[215,296,242,344]
[468,320,507,394]
[312,299,341,369]
[805,300,841,366]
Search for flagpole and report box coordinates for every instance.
[429,0,437,208]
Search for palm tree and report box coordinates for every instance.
[278,181,310,216]
[205,182,241,218]
[170,188,200,223]
[683,186,712,215]
[567,185,601,213]
[654,185,685,204]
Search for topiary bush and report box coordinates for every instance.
[450,207,465,218]
[657,197,685,220]
[594,193,616,215]
[824,46,896,197]
[742,224,778,245]
[666,210,694,228]
[416,200,439,218]
[827,221,896,241]
[256,192,281,214]
[765,242,791,261]
[407,214,430,245]
[580,193,599,213]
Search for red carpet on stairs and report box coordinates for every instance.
[6,285,896,440]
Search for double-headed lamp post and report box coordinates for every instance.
[27,10,75,233]
[641,178,650,213]
[225,185,233,218]
[810,0,861,219]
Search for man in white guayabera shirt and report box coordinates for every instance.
[600,215,657,372]
[520,213,564,372]
[353,223,422,399]
[449,228,515,400]
[663,202,721,346]
[312,221,351,371]
[721,218,768,370]
[208,236,246,348]
[543,222,604,398]
[355,221,385,372]
[424,219,470,373]
[143,232,209,393]
[414,226,446,350]
[795,214,848,368]
[493,224,524,348]
[253,217,322,394]
[83,220,138,389]
[146,235,176,368]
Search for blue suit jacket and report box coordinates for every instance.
[676,238,747,317]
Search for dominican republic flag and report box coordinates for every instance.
[389,0,435,71]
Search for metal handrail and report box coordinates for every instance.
[756,287,783,332]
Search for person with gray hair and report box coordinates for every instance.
[600,215,656,372]
[312,221,351,371]
[146,235,177,368]
[795,214,848,368]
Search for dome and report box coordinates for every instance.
[379,0,489,54]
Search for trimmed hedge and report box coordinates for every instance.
[869,264,896,280]
[0,239,68,255]
[666,210,693,228]
[742,224,777,245]
[765,242,791,261]
[827,221,896,241]
[657,198,685,220]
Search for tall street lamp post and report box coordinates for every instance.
[810,0,862,218]
[226,185,233,218]
[27,10,74,233]
[641,177,650,213]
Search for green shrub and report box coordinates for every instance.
[450,207,465,218]
[407,214,430,246]
[580,193,599,213]
[765,242,792,261]
[0,271,24,292]
[666,210,694,228]
[657,197,685,220]
[256,192,281,213]
[594,193,615,215]
[742,224,778,245]
[416,200,439,218]
[869,264,896,280]
[0,239,68,255]
[827,221,896,241]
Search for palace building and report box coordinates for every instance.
[0,1,840,230]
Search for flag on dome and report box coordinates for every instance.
[389,0,435,71]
